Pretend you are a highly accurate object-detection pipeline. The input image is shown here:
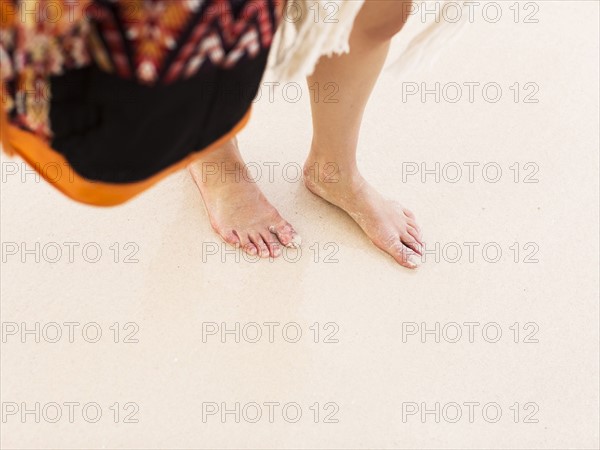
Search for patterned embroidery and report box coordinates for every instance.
[0,1,91,138]
[121,0,201,82]
[165,0,274,83]
[93,0,277,85]
[1,0,279,139]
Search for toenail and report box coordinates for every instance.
[286,235,302,248]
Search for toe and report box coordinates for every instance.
[374,236,418,270]
[403,208,416,219]
[270,221,302,249]
[406,225,423,245]
[406,217,421,233]
[261,230,282,258]
[401,232,423,256]
[249,233,270,258]
[234,232,258,256]
[391,242,418,269]
[242,242,259,256]
[221,230,241,247]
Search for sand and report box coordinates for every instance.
[1,1,598,448]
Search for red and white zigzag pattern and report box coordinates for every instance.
[165,0,273,83]
[93,0,276,85]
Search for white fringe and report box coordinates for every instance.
[268,0,470,81]
[268,0,365,80]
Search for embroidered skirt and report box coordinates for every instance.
[0,0,281,206]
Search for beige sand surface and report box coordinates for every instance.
[1,1,599,448]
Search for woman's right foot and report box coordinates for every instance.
[189,138,301,258]
[303,154,423,269]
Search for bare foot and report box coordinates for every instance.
[189,138,301,258]
[303,157,423,269]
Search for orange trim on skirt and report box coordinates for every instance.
[0,106,251,207]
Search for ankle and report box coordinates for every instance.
[304,152,361,186]
[189,140,249,187]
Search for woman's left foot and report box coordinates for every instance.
[189,138,301,258]
[303,155,423,269]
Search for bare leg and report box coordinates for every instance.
[189,137,300,258]
[304,0,422,269]
[186,3,293,258]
